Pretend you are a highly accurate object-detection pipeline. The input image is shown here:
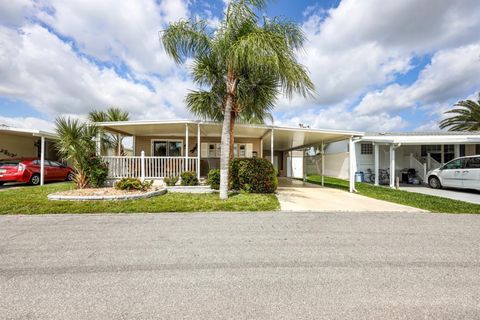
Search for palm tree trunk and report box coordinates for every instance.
[229,111,235,160]
[220,74,236,200]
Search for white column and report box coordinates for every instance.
[40,136,45,186]
[132,136,136,156]
[389,144,395,188]
[140,150,145,182]
[321,142,325,187]
[197,124,201,179]
[440,144,445,164]
[96,132,101,156]
[303,148,306,182]
[349,138,355,192]
[260,139,263,158]
[185,124,189,171]
[454,144,460,158]
[270,129,274,165]
[374,143,379,186]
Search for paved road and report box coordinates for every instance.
[1,212,480,319]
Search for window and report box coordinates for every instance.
[466,157,480,169]
[208,144,215,157]
[460,144,466,157]
[239,144,246,157]
[152,140,182,156]
[360,143,373,155]
[476,144,480,154]
[216,143,221,157]
[233,144,238,158]
[442,159,466,170]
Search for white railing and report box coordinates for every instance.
[426,153,442,171]
[408,153,427,182]
[103,154,197,179]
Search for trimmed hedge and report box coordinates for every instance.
[180,171,199,186]
[230,158,277,193]
[207,169,220,190]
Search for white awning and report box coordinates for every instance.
[95,120,363,151]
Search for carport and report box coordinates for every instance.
[0,126,58,186]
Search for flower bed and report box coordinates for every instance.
[48,187,166,201]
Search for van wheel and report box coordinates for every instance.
[30,174,41,186]
[66,172,75,181]
[428,176,442,189]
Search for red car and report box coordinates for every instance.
[0,158,74,186]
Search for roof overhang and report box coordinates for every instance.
[0,127,57,140]
[361,134,480,145]
[95,120,363,151]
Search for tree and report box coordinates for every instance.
[439,94,480,131]
[88,107,130,155]
[55,117,97,188]
[161,0,314,199]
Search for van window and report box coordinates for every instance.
[466,157,480,169]
[442,159,465,170]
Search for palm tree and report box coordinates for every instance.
[88,107,130,155]
[55,117,97,188]
[439,94,480,131]
[162,0,314,199]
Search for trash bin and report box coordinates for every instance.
[355,171,364,182]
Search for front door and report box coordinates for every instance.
[463,157,480,190]
[439,158,466,188]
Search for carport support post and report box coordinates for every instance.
[374,143,379,186]
[185,124,189,172]
[389,144,395,188]
[96,132,101,156]
[40,136,45,186]
[303,148,306,182]
[270,129,274,166]
[197,124,200,180]
[348,138,356,193]
[140,151,145,182]
[321,142,325,187]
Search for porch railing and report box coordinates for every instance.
[103,154,197,179]
[408,153,427,183]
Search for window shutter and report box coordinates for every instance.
[246,143,253,158]
[200,143,208,158]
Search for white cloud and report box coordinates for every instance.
[0,116,55,131]
[0,24,194,120]
[354,43,480,115]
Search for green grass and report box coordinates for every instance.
[0,183,280,215]
[307,175,480,214]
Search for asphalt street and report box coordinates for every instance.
[1,211,480,319]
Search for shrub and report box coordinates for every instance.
[230,158,277,193]
[180,171,199,186]
[207,169,220,190]
[86,156,109,188]
[115,178,153,191]
[163,176,179,186]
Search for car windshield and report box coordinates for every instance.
[0,160,21,166]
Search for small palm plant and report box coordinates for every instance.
[439,94,480,131]
[55,117,98,188]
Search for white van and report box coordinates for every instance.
[427,155,480,191]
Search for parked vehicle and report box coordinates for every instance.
[427,155,480,191]
[0,158,74,186]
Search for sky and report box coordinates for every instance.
[0,0,479,133]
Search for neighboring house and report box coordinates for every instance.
[92,120,480,192]
[0,126,59,185]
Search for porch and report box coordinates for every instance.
[94,120,363,191]
[357,133,480,187]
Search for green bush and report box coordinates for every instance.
[115,178,153,191]
[180,171,199,186]
[207,169,220,190]
[86,156,109,188]
[230,158,277,193]
[163,176,179,186]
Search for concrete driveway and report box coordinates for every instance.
[277,178,422,212]
[400,185,480,205]
[1,212,480,319]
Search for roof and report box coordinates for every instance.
[0,126,57,140]
[94,119,363,151]
[361,131,480,144]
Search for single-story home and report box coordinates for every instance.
[95,119,480,192]
[0,126,59,185]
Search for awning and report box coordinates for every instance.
[95,120,363,151]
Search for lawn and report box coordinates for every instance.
[308,175,480,214]
[0,183,280,214]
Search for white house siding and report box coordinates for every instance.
[324,152,349,179]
